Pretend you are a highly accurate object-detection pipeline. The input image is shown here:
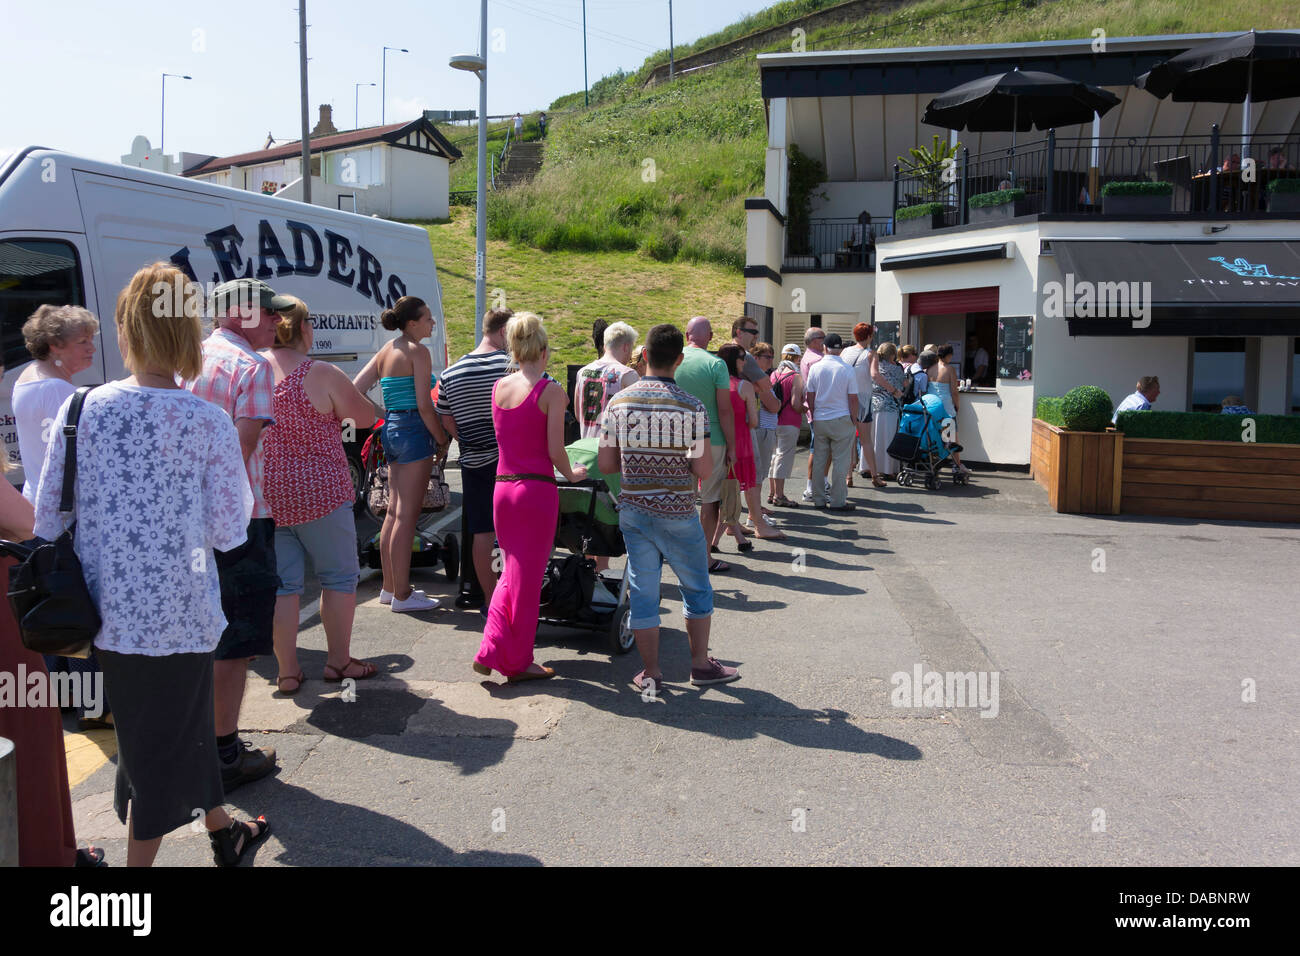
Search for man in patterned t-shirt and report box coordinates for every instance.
[599,324,741,694]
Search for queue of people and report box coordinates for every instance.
[2,285,964,870]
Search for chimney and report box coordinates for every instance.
[311,104,338,138]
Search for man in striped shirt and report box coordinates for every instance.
[436,308,512,605]
[598,323,740,693]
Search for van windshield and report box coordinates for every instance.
[0,240,85,370]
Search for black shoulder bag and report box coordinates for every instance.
[2,385,101,657]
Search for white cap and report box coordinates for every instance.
[782,343,802,357]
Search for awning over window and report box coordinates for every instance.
[1053,240,1300,336]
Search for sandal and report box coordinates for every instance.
[323,658,377,683]
[75,846,107,868]
[773,496,799,509]
[276,672,305,696]
[210,816,271,867]
[506,665,555,684]
[708,559,730,573]
[872,475,887,488]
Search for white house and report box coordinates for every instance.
[181,107,461,220]
[745,34,1300,465]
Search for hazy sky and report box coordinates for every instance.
[0,0,773,164]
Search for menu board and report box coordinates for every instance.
[997,316,1033,380]
[875,319,900,347]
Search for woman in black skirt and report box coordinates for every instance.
[32,263,272,867]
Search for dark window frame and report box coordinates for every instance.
[0,237,86,372]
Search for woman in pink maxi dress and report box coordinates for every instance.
[473,317,586,682]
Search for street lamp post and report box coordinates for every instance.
[160,72,191,163]
[381,46,408,125]
[451,2,488,345]
[355,82,376,129]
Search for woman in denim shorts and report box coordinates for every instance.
[353,297,449,612]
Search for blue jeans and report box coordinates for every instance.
[619,506,713,630]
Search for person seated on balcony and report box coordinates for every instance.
[848,211,875,269]
[998,179,1012,191]
[1267,147,1290,171]
[1222,153,1242,173]
[1220,395,1253,415]
[1112,376,1160,424]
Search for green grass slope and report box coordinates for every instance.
[488,0,1300,270]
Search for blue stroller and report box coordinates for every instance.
[887,393,969,489]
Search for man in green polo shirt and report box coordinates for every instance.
[674,316,736,572]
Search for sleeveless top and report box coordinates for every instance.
[493,377,554,478]
[380,373,438,411]
[729,378,755,469]
[263,360,356,526]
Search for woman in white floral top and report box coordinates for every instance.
[33,263,272,868]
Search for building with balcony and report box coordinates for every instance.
[745,33,1300,465]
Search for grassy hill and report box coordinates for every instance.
[484,0,1300,270]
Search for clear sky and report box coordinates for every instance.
[0,0,772,163]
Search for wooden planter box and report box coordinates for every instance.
[1120,437,1300,522]
[1031,418,1123,514]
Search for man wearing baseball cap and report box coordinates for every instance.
[802,332,859,511]
[186,277,285,792]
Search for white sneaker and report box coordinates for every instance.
[801,486,814,501]
[379,589,393,605]
[391,590,441,613]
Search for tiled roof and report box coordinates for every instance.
[183,117,461,176]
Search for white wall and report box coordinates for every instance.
[275,175,367,213]
[1257,336,1292,415]
[777,271,874,324]
[810,181,894,221]
[389,147,449,220]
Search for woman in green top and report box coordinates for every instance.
[354,297,450,613]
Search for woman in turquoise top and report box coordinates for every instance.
[354,296,450,612]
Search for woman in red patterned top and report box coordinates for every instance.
[261,298,380,694]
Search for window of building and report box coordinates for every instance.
[1292,338,1299,414]
[1191,337,1256,412]
[0,240,84,372]
[327,146,383,187]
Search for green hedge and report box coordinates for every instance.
[968,187,1026,208]
[1100,180,1174,197]
[1035,396,1066,427]
[1267,176,1300,194]
[896,201,946,221]
[1116,410,1300,444]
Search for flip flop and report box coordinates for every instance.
[708,559,731,573]
[736,540,754,552]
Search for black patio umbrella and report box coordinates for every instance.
[922,69,1121,149]
[1136,30,1300,102]
[1137,31,1300,151]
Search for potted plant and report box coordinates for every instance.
[1266,176,1300,213]
[1100,180,1174,215]
[894,201,948,236]
[968,187,1030,224]
[1031,386,1122,514]
[895,134,961,231]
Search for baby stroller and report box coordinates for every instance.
[537,437,635,655]
[887,393,969,490]
[355,418,460,580]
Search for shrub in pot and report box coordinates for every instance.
[968,188,1029,223]
[1060,385,1114,432]
[894,201,948,235]
[1266,176,1300,213]
[1100,180,1173,215]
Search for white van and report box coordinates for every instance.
[0,146,448,489]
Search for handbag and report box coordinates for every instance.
[719,469,742,526]
[362,421,450,517]
[2,385,101,658]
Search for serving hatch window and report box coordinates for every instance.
[0,239,85,371]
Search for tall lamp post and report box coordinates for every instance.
[160,72,191,163]
[451,4,488,345]
[355,81,375,129]
[382,45,408,124]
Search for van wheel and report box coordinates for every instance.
[346,451,365,499]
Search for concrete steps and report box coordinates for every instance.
[498,140,544,188]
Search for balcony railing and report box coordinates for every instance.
[782,216,894,271]
[891,124,1300,228]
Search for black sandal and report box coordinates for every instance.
[75,846,107,867]
[210,816,271,867]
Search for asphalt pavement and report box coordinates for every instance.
[67,453,1300,866]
